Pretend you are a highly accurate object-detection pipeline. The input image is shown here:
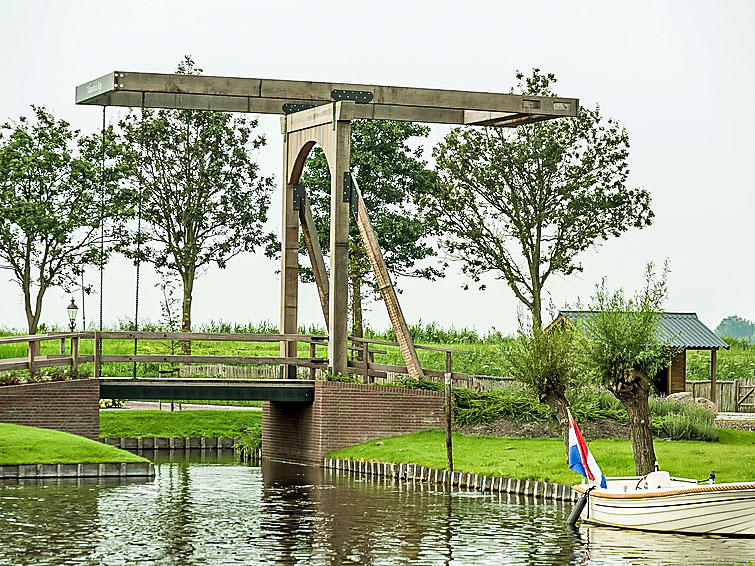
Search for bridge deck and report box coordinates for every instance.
[99,378,314,402]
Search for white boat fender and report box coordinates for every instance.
[567,485,596,526]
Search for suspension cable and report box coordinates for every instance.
[99,106,105,333]
[133,93,145,379]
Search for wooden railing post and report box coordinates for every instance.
[28,339,38,377]
[710,349,717,405]
[309,341,316,380]
[71,337,79,373]
[362,341,369,383]
[60,338,66,355]
[94,332,101,378]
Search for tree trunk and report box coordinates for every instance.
[622,393,656,475]
[613,370,656,475]
[543,391,570,448]
[180,272,194,355]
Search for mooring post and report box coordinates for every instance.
[445,351,453,474]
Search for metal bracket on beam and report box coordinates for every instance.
[331,89,373,104]
[292,184,305,211]
[282,103,318,114]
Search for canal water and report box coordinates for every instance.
[0,451,752,565]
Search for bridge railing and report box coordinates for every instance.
[0,331,500,389]
[91,331,331,379]
[0,332,93,375]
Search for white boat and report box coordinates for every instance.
[573,471,755,536]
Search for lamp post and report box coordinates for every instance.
[67,298,78,332]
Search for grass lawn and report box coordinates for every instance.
[0,423,147,465]
[99,409,261,438]
[328,428,755,485]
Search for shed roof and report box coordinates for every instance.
[554,311,729,350]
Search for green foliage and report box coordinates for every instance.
[453,387,552,426]
[715,315,755,343]
[579,263,671,393]
[565,387,627,424]
[419,69,653,327]
[235,420,262,455]
[649,397,718,441]
[365,320,506,344]
[0,106,129,333]
[118,56,274,332]
[687,335,755,380]
[503,324,576,402]
[321,373,361,383]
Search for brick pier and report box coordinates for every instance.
[262,380,446,465]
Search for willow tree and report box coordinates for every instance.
[419,69,653,328]
[300,120,441,337]
[504,321,577,445]
[579,263,671,475]
[0,106,127,333]
[119,57,274,337]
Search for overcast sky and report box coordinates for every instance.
[1,0,753,334]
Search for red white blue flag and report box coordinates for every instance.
[567,408,607,488]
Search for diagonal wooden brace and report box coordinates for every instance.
[298,193,330,330]
[350,177,424,379]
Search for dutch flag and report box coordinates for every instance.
[567,408,607,489]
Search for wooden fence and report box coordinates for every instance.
[685,378,755,413]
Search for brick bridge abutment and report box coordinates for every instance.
[262,380,446,465]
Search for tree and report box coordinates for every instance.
[0,106,127,334]
[119,57,275,339]
[503,319,577,445]
[418,69,653,328]
[715,315,755,343]
[300,120,442,337]
[579,263,671,475]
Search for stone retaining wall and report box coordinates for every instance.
[323,457,577,501]
[0,461,154,479]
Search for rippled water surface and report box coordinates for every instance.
[0,451,753,565]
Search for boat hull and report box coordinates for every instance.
[574,482,755,536]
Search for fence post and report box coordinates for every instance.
[444,350,453,476]
[710,349,717,405]
[363,341,370,383]
[309,341,316,380]
[60,338,66,355]
[71,337,79,373]
[94,332,101,378]
[28,339,38,377]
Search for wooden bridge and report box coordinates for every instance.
[0,330,472,389]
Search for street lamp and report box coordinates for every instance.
[67,298,78,332]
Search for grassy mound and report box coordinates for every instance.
[0,423,147,465]
[99,410,261,439]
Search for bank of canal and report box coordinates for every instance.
[1,452,753,565]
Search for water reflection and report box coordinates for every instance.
[0,457,753,565]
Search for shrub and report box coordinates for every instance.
[566,387,627,424]
[649,396,718,441]
[235,421,262,454]
[0,372,22,386]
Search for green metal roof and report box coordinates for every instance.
[557,311,729,350]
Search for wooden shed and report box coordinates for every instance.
[548,311,729,401]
